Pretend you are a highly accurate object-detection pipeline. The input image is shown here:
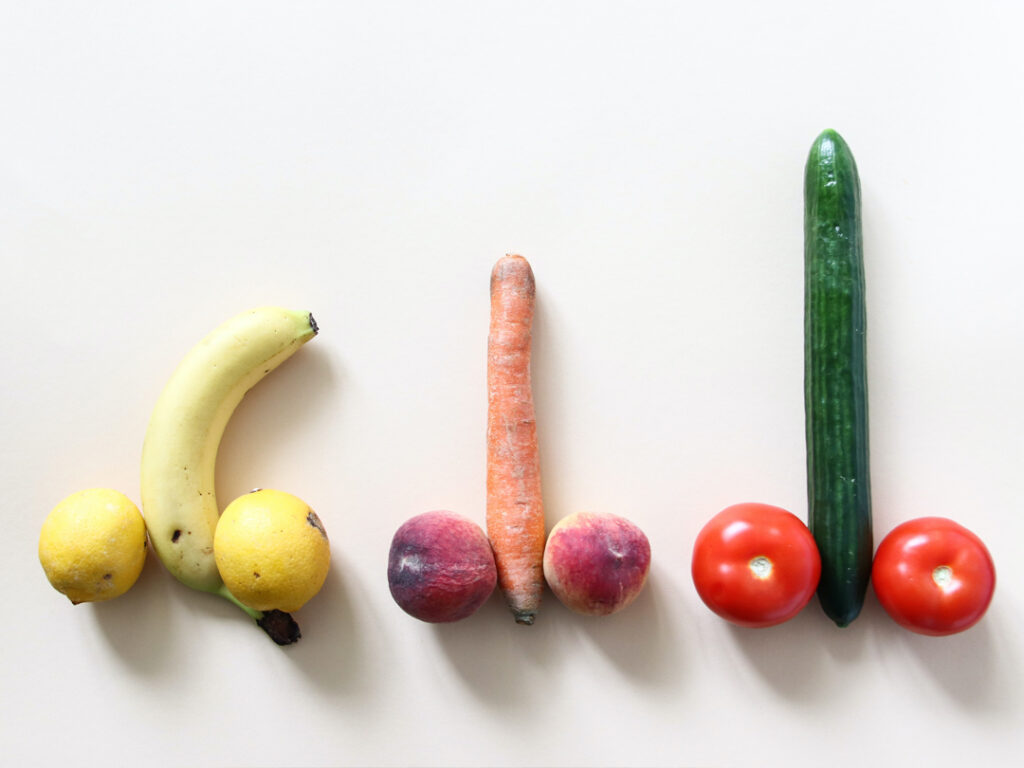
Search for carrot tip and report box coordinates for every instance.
[490,254,535,297]
[513,611,536,626]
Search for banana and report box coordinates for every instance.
[140,306,318,643]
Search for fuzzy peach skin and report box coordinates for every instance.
[388,511,497,623]
[542,511,651,616]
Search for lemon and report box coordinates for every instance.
[39,488,148,604]
[214,489,330,612]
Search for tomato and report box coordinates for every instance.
[691,503,821,628]
[871,517,995,636]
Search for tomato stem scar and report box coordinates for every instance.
[932,565,953,589]
[749,556,773,580]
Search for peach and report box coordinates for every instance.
[542,511,651,616]
[387,510,497,623]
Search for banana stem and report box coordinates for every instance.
[215,584,301,645]
[216,583,261,619]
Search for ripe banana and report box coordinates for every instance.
[140,306,318,643]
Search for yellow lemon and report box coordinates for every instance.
[214,489,330,612]
[39,488,148,604]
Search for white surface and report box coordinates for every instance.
[3,2,1023,766]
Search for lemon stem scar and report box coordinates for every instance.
[749,556,773,580]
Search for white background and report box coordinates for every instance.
[2,2,1022,766]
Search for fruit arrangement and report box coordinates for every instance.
[40,307,328,644]
[386,254,654,625]
[40,130,996,646]
[687,130,995,635]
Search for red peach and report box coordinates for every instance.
[542,511,651,616]
[387,510,497,623]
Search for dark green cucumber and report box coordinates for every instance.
[804,129,872,627]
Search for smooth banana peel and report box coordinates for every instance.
[140,306,317,644]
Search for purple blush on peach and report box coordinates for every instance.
[543,511,651,616]
[387,510,497,623]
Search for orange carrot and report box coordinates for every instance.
[487,254,545,625]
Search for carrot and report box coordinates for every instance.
[487,254,546,625]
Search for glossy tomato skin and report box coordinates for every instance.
[692,503,821,628]
[872,517,995,636]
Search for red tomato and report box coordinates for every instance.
[872,517,995,636]
[691,503,821,628]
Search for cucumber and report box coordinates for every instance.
[804,129,873,627]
